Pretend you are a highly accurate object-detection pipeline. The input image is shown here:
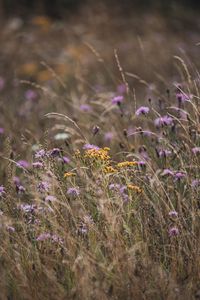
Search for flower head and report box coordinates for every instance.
[80,104,92,112]
[35,149,46,159]
[17,160,30,169]
[154,115,173,127]
[32,161,44,168]
[169,210,178,218]
[67,187,80,197]
[135,106,150,116]
[37,181,49,193]
[169,226,179,237]
[0,185,5,197]
[111,95,124,105]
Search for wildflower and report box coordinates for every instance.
[32,161,44,168]
[154,115,173,127]
[62,156,70,164]
[191,179,200,188]
[192,147,200,154]
[0,186,5,197]
[6,226,15,233]
[117,83,126,94]
[117,161,138,168]
[104,131,114,142]
[176,91,188,104]
[84,147,110,161]
[174,171,186,180]
[161,169,174,176]
[13,176,20,186]
[19,204,36,213]
[0,127,4,134]
[37,181,49,193]
[45,195,56,202]
[64,172,76,178]
[17,160,30,169]
[109,183,121,190]
[135,106,150,116]
[127,184,142,193]
[103,166,117,174]
[35,149,46,159]
[169,226,179,237]
[80,104,92,112]
[25,89,37,101]
[49,148,61,157]
[169,210,178,218]
[83,144,100,150]
[51,234,63,244]
[158,149,172,158]
[67,187,80,197]
[16,185,25,194]
[137,160,146,166]
[36,233,51,241]
[111,95,124,105]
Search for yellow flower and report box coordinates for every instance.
[127,184,142,193]
[84,147,110,162]
[117,161,138,168]
[103,166,117,174]
[64,172,76,178]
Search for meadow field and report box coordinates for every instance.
[0,3,200,299]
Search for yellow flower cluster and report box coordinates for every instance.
[64,172,76,178]
[103,166,117,174]
[117,161,138,168]
[84,147,111,162]
[127,184,142,193]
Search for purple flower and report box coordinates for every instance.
[104,132,114,142]
[51,234,63,244]
[0,185,5,197]
[161,169,174,176]
[25,89,37,101]
[158,149,172,158]
[169,226,179,237]
[6,226,15,233]
[35,149,46,159]
[154,115,173,127]
[19,204,36,213]
[67,187,80,197]
[49,148,61,157]
[111,95,124,105]
[176,92,188,104]
[191,179,200,188]
[137,160,146,166]
[80,104,92,112]
[192,147,200,154]
[62,156,70,164]
[16,185,26,194]
[169,210,178,218]
[135,106,150,116]
[32,161,44,168]
[37,181,49,193]
[83,144,100,150]
[13,176,21,186]
[117,83,126,94]
[0,127,4,134]
[45,195,56,202]
[17,160,30,169]
[36,233,51,241]
[174,171,186,180]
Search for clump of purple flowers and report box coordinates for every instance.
[37,181,50,193]
[16,160,30,169]
[35,149,46,159]
[154,115,173,127]
[0,185,5,197]
[169,226,179,237]
[135,106,150,116]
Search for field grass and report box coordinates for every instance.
[0,5,200,299]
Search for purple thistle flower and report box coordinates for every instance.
[137,160,146,166]
[45,195,56,202]
[158,149,172,158]
[16,185,26,194]
[0,185,5,197]
[36,233,51,241]
[135,106,150,116]
[161,169,174,176]
[35,149,46,159]
[174,171,186,180]
[191,179,200,188]
[117,83,126,94]
[104,131,114,142]
[67,187,80,197]
[176,92,188,104]
[154,115,173,127]
[37,181,50,193]
[83,144,100,150]
[6,226,15,233]
[80,104,92,112]
[32,161,44,168]
[25,89,38,101]
[111,95,124,105]
[169,226,179,237]
[62,156,70,164]
[169,210,178,218]
[13,176,21,186]
[19,204,36,213]
[192,147,200,154]
[17,160,30,169]
[49,148,61,157]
